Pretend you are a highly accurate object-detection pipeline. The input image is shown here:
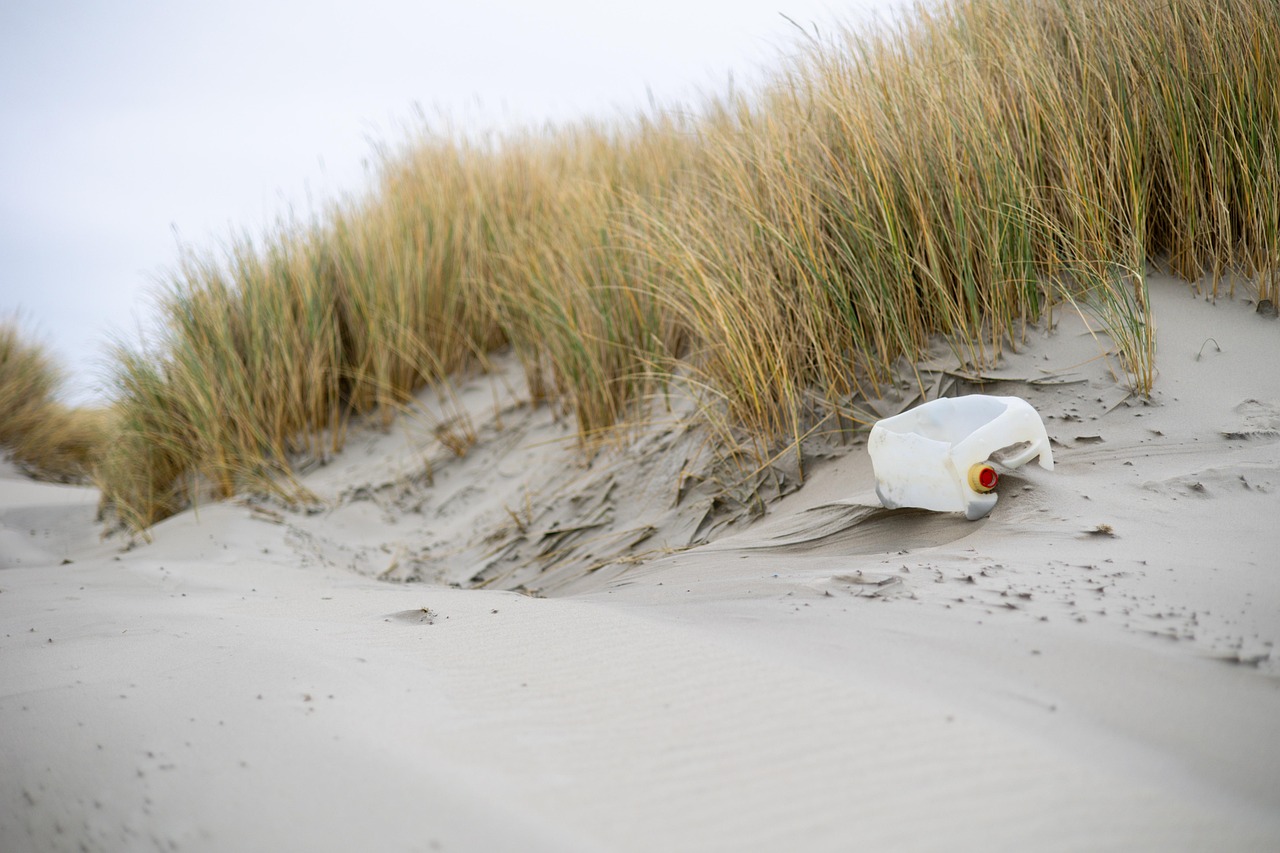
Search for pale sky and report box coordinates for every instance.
[1,0,901,403]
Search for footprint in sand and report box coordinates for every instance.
[1221,399,1280,441]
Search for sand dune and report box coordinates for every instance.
[3,276,1279,851]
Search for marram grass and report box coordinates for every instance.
[0,320,109,483]
[95,0,1279,532]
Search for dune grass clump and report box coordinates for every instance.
[0,320,108,483]
[98,0,1280,532]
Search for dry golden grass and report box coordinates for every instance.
[0,321,109,483]
[95,0,1280,531]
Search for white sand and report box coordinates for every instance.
[2,276,1279,851]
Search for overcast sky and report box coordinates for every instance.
[2,0,901,403]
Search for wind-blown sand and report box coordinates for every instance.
[2,276,1279,851]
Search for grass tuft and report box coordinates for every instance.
[0,320,109,483]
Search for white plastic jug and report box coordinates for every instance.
[868,395,1054,520]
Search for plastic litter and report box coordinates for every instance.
[868,395,1054,520]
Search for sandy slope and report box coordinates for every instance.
[2,275,1279,852]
